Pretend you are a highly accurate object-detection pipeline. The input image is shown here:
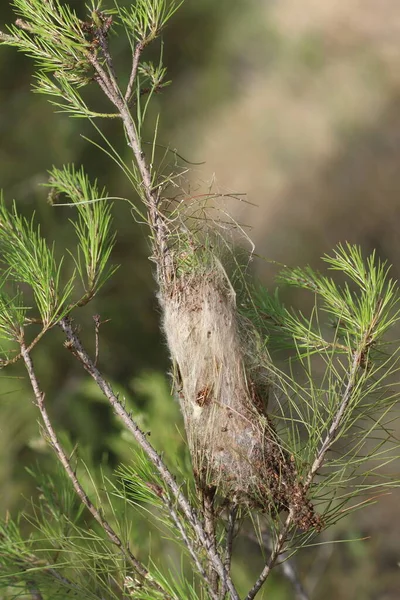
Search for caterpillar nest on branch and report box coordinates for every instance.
[161,260,321,531]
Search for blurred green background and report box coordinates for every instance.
[1,0,400,598]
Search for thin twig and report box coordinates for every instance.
[59,317,240,600]
[0,327,48,368]
[88,37,173,284]
[276,556,309,600]
[125,41,144,103]
[39,564,81,593]
[24,555,104,598]
[245,511,293,600]
[93,314,100,366]
[93,70,119,105]
[245,529,309,600]
[96,23,118,85]
[88,54,119,104]
[20,338,168,599]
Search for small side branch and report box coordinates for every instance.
[20,339,166,598]
[88,54,120,105]
[276,556,309,600]
[125,41,144,103]
[18,551,104,598]
[87,29,173,283]
[0,328,48,368]
[245,512,293,600]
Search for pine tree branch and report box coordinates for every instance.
[245,338,367,599]
[0,327,48,368]
[59,316,240,600]
[21,552,103,598]
[86,32,173,284]
[276,557,309,600]
[19,337,168,599]
[245,510,294,600]
[125,41,145,102]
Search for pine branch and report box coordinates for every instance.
[27,583,43,600]
[19,337,168,599]
[125,40,145,102]
[78,15,173,284]
[59,316,240,600]
[245,323,381,599]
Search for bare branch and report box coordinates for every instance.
[20,338,167,598]
[276,557,309,600]
[125,41,144,103]
[89,54,120,105]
